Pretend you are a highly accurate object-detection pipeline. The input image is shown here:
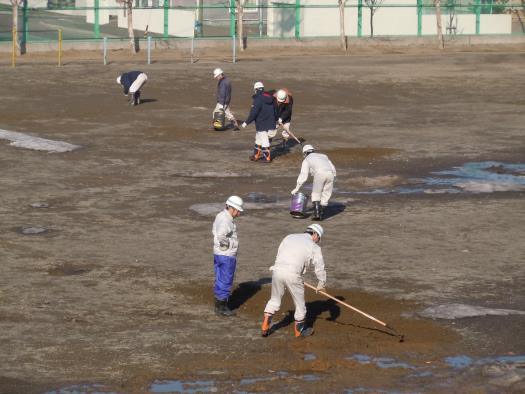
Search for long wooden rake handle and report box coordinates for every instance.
[305,282,387,327]
[304,282,404,342]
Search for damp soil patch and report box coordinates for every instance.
[47,262,95,277]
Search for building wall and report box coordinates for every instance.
[268,0,512,37]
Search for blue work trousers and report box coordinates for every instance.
[213,254,237,301]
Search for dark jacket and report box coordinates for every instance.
[120,71,143,95]
[277,94,293,123]
[245,91,278,132]
[216,76,232,106]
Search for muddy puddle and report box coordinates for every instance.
[342,162,525,195]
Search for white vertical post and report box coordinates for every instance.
[103,37,107,65]
[147,35,151,64]
[232,35,236,63]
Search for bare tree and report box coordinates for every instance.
[11,0,22,54]
[236,0,245,51]
[117,0,137,53]
[435,0,444,48]
[364,0,385,37]
[338,0,347,50]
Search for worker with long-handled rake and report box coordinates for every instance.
[261,224,327,338]
[268,88,294,148]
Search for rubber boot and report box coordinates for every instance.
[134,91,141,105]
[320,204,327,221]
[215,298,235,317]
[249,145,261,161]
[312,201,321,221]
[261,313,273,337]
[294,320,313,337]
[261,148,271,163]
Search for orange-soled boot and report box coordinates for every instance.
[249,145,261,161]
[294,320,313,337]
[261,313,273,337]
[261,148,271,163]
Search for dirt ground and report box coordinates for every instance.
[0,47,524,393]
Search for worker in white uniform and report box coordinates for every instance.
[261,224,326,338]
[291,144,336,221]
[212,195,244,316]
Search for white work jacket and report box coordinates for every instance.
[270,233,326,283]
[212,209,239,256]
[295,153,336,189]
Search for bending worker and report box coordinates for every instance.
[268,88,294,147]
[213,68,240,130]
[116,70,148,106]
[212,195,244,316]
[241,81,277,163]
[261,224,327,338]
[291,144,336,221]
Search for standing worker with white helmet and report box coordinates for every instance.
[213,68,241,130]
[241,81,278,163]
[291,145,336,221]
[212,195,244,316]
[261,224,327,337]
[268,88,294,147]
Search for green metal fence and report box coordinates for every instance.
[1,1,524,45]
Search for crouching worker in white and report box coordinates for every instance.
[291,144,336,221]
[261,224,327,338]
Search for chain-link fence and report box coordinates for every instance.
[1,0,524,47]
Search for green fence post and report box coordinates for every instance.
[357,0,362,37]
[94,0,100,39]
[230,0,236,37]
[475,0,480,34]
[295,0,300,38]
[417,0,422,36]
[22,0,28,48]
[164,0,169,38]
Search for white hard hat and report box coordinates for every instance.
[307,224,324,238]
[302,144,315,154]
[253,81,264,90]
[226,195,244,212]
[276,89,287,102]
[116,76,121,84]
[213,68,224,78]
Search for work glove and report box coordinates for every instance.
[219,239,230,251]
[241,122,247,128]
[216,103,224,109]
[316,281,326,293]
[278,118,283,125]
[291,187,299,195]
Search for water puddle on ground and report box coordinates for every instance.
[417,303,525,319]
[0,129,81,153]
[343,162,525,195]
[18,226,48,235]
[344,352,525,391]
[30,201,50,208]
[149,379,215,393]
[346,354,414,370]
[42,383,117,394]
[148,371,319,393]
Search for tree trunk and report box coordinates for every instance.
[370,12,374,37]
[127,1,137,53]
[237,1,244,51]
[435,0,444,48]
[339,0,347,50]
[12,1,20,53]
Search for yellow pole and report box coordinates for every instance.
[12,28,16,68]
[58,29,62,67]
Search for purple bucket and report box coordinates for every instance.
[290,192,308,218]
